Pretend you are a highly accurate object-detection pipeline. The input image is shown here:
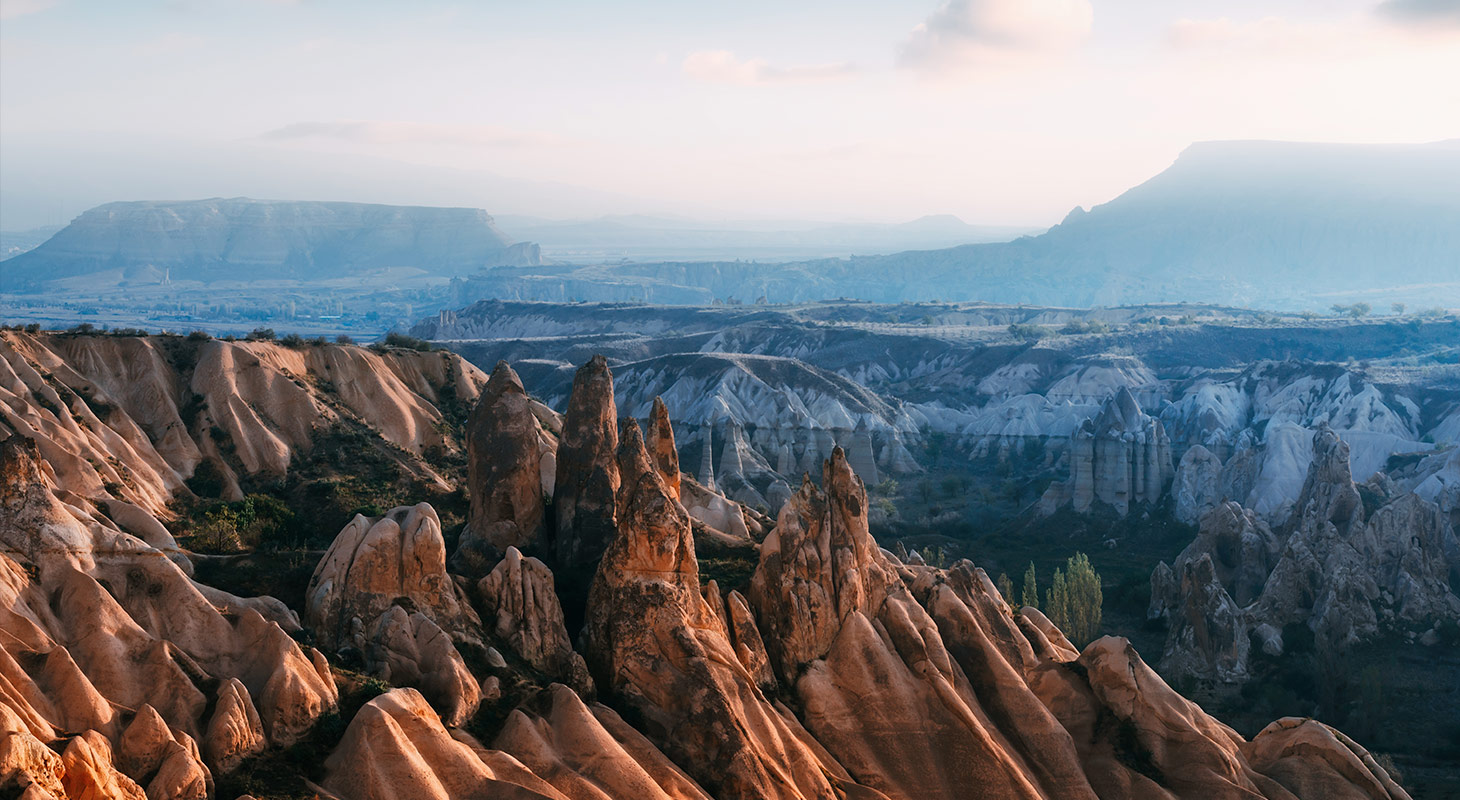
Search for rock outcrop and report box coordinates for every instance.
[1174,444,1224,525]
[478,546,592,693]
[0,435,336,788]
[364,606,482,727]
[585,420,846,799]
[1040,387,1173,516]
[0,329,485,513]
[306,503,482,654]
[1155,426,1460,691]
[647,396,681,501]
[454,361,553,575]
[552,355,620,570]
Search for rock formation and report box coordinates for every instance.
[478,546,592,693]
[0,434,337,787]
[1154,426,1460,691]
[552,355,620,570]
[306,503,482,655]
[0,339,1425,800]
[364,606,482,727]
[1040,387,1172,516]
[455,361,552,575]
[1174,444,1223,525]
[585,420,845,799]
[0,329,484,512]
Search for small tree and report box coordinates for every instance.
[1021,562,1039,610]
[1348,302,1371,319]
[1045,553,1103,647]
[997,572,1016,605]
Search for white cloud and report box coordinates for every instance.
[682,50,857,85]
[257,120,560,149]
[897,0,1092,75]
[0,0,58,21]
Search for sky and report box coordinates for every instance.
[1,0,1458,229]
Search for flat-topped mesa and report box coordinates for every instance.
[453,360,547,575]
[552,355,621,570]
[647,396,681,502]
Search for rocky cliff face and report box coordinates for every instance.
[2,198,540,288]
[1153,426,1460,691]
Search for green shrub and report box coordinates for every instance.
[1008,323,1049,342]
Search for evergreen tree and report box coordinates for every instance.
[1020,562,1039,610]
[997,572,1015,605]
[1045,552,1103,646]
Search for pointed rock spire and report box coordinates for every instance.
[553,355,621,570]
[646,396,681,502]
[698,422,715,490]
[454,360,546,574]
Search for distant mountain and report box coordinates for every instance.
[460,140,1460,310]
[490,213,1036,263]
[1,198,540,290]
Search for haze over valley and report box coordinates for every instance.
[1,1,1458,798]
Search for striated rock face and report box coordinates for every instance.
[455,361,551,575]
[0,434,336,788]
[321,688,564,800]
[492,683,713,800]
[753,449,1091,800]
[0,330,484,513]
[1040,387,1173,516]
[478,546,592,693]
[306,503,482,655]
[552,355,621,570]
[584,420,843,799]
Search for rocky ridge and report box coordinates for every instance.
[0,344,1422,799]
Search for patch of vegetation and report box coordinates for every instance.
[1008,323,1050,342]
[177,493,298,553]
[372,331,434,352]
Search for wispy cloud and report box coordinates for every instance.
[1375,0,1460,29]
[257,120,561,149]
[0,0,58,21]
[681,50,857,85]
[897,0,1092,75]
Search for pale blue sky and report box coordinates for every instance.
[2,0,1457,228]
